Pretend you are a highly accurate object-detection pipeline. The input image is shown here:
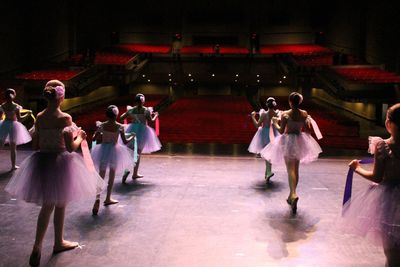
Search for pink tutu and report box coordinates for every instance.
[91,142,134,173]
[260,132,322,164]
[341,182,400,246]
[125,123,161,153]
[0,120,32,145]
[5,151,105,206]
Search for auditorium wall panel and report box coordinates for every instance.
[128,84,170,96]
[311,88,376,120]
[61,86,118,112]
[259,86,293,97]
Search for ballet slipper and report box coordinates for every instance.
[265,173,274,183]
[29,250,41,267]
[122,171,130,184]
[291,197,299,214]
[103,199,119,206]
[132,173,144,179]
[92,199,100,216]
[53,241,79,254]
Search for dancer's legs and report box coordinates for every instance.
[104,169,118,204]
[53,206,78,252]
[10,142,18,169]
[285,158,299,200]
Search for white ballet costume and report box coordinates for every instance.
[248,109,279,154]
[0,104,32,145]
[91,123,134,174]
[260,114,322,164]
[125,107,161,153]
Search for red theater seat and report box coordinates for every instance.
[260,44,332,55]
[334,67,400,84]
[160,96,254,144]
[15,70,81,81]
[117,44,171,54]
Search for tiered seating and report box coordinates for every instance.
[16,70,81,81]
[73,95,167,141]
[181,45,248,54]
[334,67,400,84]
[160,96,254,144]
[293,54,334,66]
[94,52,135,65]
[260,44,332,55]
[260,96,366,149]
[117,43,171,54]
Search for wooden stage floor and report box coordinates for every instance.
[0,149,385,266]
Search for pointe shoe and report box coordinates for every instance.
[92,199,100,216]
[291,197,299,214]
[132,173,144,179]
[29,250,41,267]
[265,173,274,184]
[11,165,19,171]
[122,170,130,184]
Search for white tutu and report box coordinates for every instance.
[125,123,161,153]
[341,182,400,246]
[261,132,322,164]
[0,120,32,145]
[340,136,400,247]
[91,142,134,173]
[5,151,105,206]
[248,126,278,154]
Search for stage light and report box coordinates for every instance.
[279,80,282,84]
[147,79,151,82]
[212,74,215,77]
[190,78,194,82]
[188,73,192,77]
[234,79,238,82]
[283,76,286,79]
[168,73,172,76]
[142,74,146,78]
[256,74,260,77]
[235,74,239,77]
[257,80,260,83]
[169,79,172,82]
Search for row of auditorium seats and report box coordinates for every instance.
[334,67,400,84]
[15,70,81,81]
[159,96,254,144]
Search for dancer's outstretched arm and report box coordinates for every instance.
[349,150,384,183]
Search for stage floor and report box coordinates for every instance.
[0,150,385,267]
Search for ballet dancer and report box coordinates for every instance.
[0,88,32,170]
[91,105,135,215]
[5,80,104,267]
[120,93,161,182]
[261,92,322,214]
[344,103,400,267]
[248,97,280,183]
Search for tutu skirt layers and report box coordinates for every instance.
[91,143,134,173]
[125,123,161,153]
[341,182,400,246]
[261,133,322,164]
[5,151,104,206]
[248,126,277,154]
[0,120,31,145]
